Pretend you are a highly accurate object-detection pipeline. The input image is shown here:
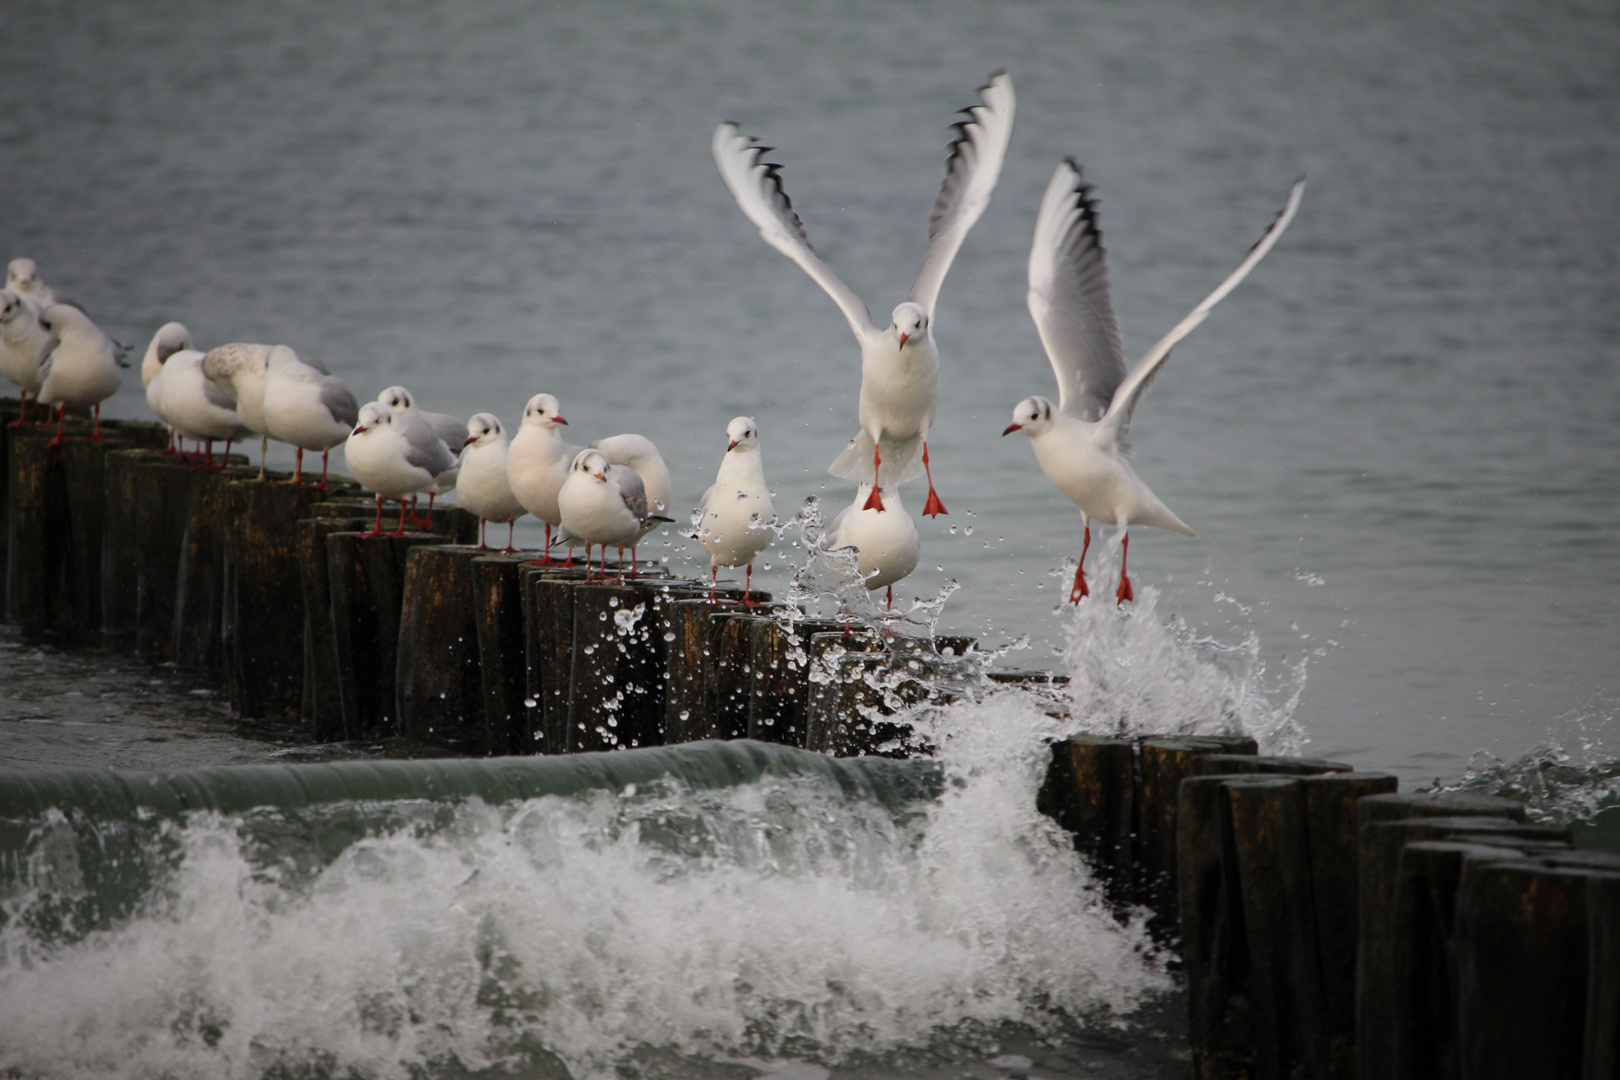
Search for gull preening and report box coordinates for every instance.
[1003,159,1305,604]
[458,412,527,550]
[201,342,276,477]
[822,482,920,610]
[143,323,251,468]
[508,392,581,561]
[35,303,122,444]
[712,69,1016,518]
[5,259,56,311]
[697,416,775,604]
[557,448,669,578]
[346,401,458,535]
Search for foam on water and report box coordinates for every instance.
[0,579,1316,1079]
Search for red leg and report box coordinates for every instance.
[1115,532,1134,605]
[425,493,436,531]
[478,517,489,550]
[863,443,885,511]
[220,439,233,470]
[391,498,409,536]
[1070,524,1091,604]
[742,563,755,607]
[89,403,104,442]
[505,520,516,552]
[320,449,331,491]
[290,447,304,485]
[886,585,893,611]
[365,494,384,537]
[47,405,66,448]
[920,440,947,517]
[708,563,718,602]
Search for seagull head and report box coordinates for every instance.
[1003,396,1055,438]
[464,411,504,448]
[0,291,22,325]
[573,448,610,482]
[725,415,759,452]
[890,302,929,349]
[150,322,192,366]
[6,258,39,293]
[523,392,567,428]
[378,385,416,413]
[352,401,395,436]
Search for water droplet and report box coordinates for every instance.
[664,631,676,642]
[523,697,537,708]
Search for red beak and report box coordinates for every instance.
[352,424,368,435]
[728,440,739,451]
[1001,423,1022,436]
[898,333,909,348]
[554,416,569,425]
[464,435,477,447]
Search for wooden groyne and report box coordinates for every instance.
[4,402,1618,1080]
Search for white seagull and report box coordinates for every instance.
[140,322,194,453]
[201,342,276,477]
[712,70,1016,518]
[0,290,53,418]
[262,345,359,488]
[36,303,122,445]
[345,401,459,535]
[507,392,581,561]
[5,258,57,311]
[556,448,667,579]
[696,416,776,604]
[591,431,672,572]
[458,412,527,550]
[823,482,920,610]
[375,386,462,525]
[1002,160,1305,604]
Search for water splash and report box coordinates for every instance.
[1423,709,1620,826]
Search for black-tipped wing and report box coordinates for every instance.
[713,123,878,342]
[1100,176,1307,443]
[1027,159,1127,421]
[907,70,1017,315]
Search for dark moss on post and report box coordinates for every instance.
[748,617,844,746]
[396,545,486,752]
[1036,734,1138,909]
[1137,734,1259,938]
[474,554,537,755]
[567,580,667,752]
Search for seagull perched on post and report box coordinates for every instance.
[35,303,121,445]
[508,392,580,562]
[712,69,1015,518]
[0,290,52,420]
[557,448,670,579]
[696,416,775,605]
[1002,160,1304,604]
[345,401,458,536]
[262,346,359,489]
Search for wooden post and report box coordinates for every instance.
[297,516,372,738]
[171,465,258,672]
[748,617,845,746]
[803,632,976,757]
[473,554,541,755]
[396,545,486,752]
[711,610,774,741]
[1354,792,1532,1080]
[1299,770,1400,1079]
[131,458,205,661]
[1586,872,1620,1080]
[523,568,591,754]
[1137,734,1259,938]
[101,449,167,647]
[1036,734,1138,909]
[220,478,347,721]
[1455,861,1598,1080]
[658,591,749,744]
[566,580,667,752]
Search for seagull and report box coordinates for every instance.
[140,322,194,453]
[0,290,53,420]
[345,401,458,536]
[712,70,1015,518]
[35,303,121,445]
[201,342,276,477]
[823,482,920,610]
[556,448,668,579]
[159,351,253,469]
[262,345,359,488]
[507,392,581,562]
[591,432,672,573]
[696,416,776,604]
[1002,160,1305,604]
[5,258,57,311]
[375,386,462,525]
[458,412,527,550]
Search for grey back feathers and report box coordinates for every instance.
[319,379,359,427]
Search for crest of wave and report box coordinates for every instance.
[1425,709,1620,825]
[1054,551,1308,756]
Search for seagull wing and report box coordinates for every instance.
[401,416,456,476]
[713,123,879,343]
[907,70,1017,315]
[319,378,360,428]
[1027,159,1127,421]
[1100,177,1306,444]
[615,465,650,522]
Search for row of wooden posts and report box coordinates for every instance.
[6,401,1617,1080]
[1,403,985,759]
[1040,735,1620,1080]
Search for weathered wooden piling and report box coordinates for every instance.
[298,513,374,737]
[1036,734,1139,908]
[522,566,590,753]
[747,616,845,745]
[658,590,753,744]
[100,448,168,646]
[221,477,358,721]
[396,545,492,752]
[567,579,670,752]
[475,554,546,754]
[803,633,976,757]
[172,465,258,672]
[1587,872,1620,1080]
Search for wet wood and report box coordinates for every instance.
[658,590,749,744]
[1036,734,1138,909]
[396,544,486,752]
[1586,872,1620,1080]
[523,568,591,753]
[748,617,845,746]
[100,449,169,647]
[567,580,668,752]
[474,553,538,755]
[711,610,777,741]
[297,517,373,738]
[803,632,975,757]
[171,465,259,672]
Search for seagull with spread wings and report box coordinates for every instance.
[712,70,1015,518]
[1003,160,1305,604]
